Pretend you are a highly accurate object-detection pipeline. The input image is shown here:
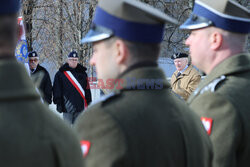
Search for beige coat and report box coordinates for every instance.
[171,65,201,100]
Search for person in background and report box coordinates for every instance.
[171,52,201,100]
[0,1,84,166]
[74,0,212,167]
[28,51,52,104]
[53,51,92,124]
[180,0,250,166]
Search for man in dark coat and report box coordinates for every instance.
[0,1,84,167]
[28,51,52,104]
[53,51,92,124]
[74,0,213,167]
[180,0,250,166]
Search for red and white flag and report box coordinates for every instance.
[201,117,213,135]
[80,140,91,157]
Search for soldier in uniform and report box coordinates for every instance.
[0,1,84,166]
[180,0,250,166]
[171,53,201,100]
[75,0,212,167]
[28,51,52,104]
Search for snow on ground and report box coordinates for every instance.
[49,103,62,118]
[48,88,102,118]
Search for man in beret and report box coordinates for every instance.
[171,52,201,100]
[0,1,83,167]
[75,0,212,166]
[28,51,52,104]
[180,0,250,166]
[53,51,92,124]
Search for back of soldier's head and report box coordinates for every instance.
[0,0,20,57]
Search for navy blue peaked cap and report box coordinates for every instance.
[0,0,20,14]
[180,0,250,34]
[68,51,78,58]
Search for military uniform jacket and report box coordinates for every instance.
[188,53,250,167]
[171,65,201,100]
[0,59,83,167]
[30,64,52,104]
[75,65,212,167]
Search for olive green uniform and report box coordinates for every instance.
[75,65,212,167]
[0,59,83,167]
[188,53,250,167]
[171,65,201,100]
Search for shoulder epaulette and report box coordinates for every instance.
[200,75,226,94]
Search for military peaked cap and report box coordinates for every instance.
[81,0,179,44]
[180,0,250,33]
[28,51,38,58]
[68,51,78,58]
[171,53,188,60]
[0,0,20,14]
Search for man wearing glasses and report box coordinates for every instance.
[28,51,52,104]
[53,51,92,124]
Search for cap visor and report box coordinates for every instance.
[81,29,112,44]
[180,15,212,30]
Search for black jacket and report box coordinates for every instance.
[31,64,52,104]
[53,63,92,113]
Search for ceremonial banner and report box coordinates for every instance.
[15,16,29,73]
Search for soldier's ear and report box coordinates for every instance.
[114,39,128,65]
[210,31,223,51]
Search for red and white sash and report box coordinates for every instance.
[63,71,88,108]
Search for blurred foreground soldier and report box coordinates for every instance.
[180,0,250,166]
[0,1,84,166]
[171,53,201,100]
[53,51,92,124]
[28,51,52,104]
[75,0,212,167]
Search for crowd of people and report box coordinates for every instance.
[28,50,92,124]
[1,0,250,167]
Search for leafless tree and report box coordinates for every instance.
[21,0,249,78]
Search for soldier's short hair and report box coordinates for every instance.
[104,36,160,63]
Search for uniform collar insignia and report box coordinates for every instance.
[201,117,213,135]
[80,140,91,157]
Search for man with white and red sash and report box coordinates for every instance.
[53,51,92,124]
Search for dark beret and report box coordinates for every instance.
[171,53,188,60]
[28,51,38,58]
[68,51,78,58]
